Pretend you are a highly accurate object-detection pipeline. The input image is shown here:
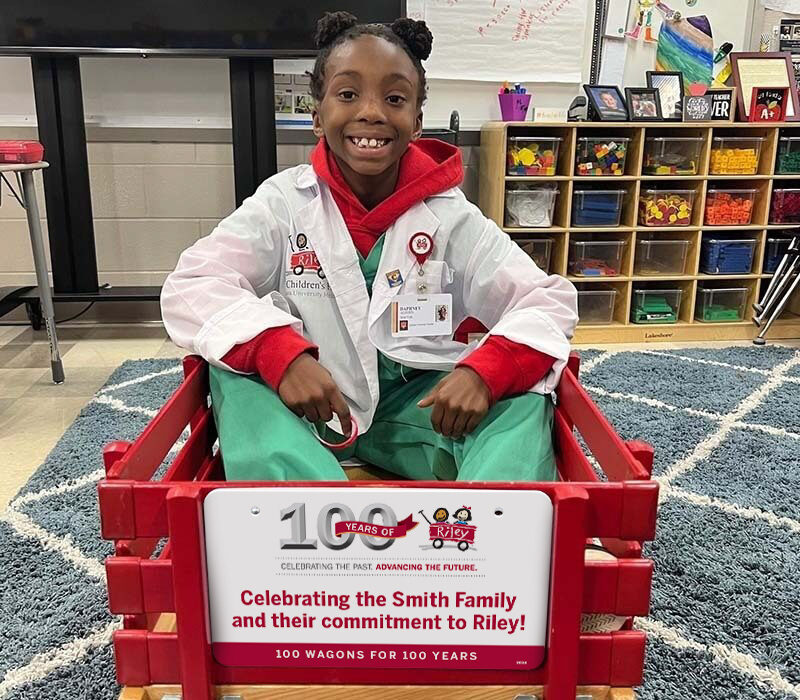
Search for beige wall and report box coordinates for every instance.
[0,138,479,298]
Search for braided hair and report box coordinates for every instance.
[309,12,433,107]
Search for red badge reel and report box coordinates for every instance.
[409,232,434,269]
[409,232,434,293]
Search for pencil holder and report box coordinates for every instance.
[499,93,531,121]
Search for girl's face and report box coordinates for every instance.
[312,35,423,178]
[455,509,469,520]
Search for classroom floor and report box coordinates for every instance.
[0,322,798,508]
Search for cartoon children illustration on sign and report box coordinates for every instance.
[453,506,472,525]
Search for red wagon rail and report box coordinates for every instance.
[98,353,658,700]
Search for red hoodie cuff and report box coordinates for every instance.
[222,326,319,391]
[457,337,556,403]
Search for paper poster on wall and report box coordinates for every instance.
[406,0,589,83]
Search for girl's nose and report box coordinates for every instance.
[355,95,387,123]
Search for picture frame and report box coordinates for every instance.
[583,85,629,121]
[625,87,663,121]
[683,93,714,122]
[749,86,790,122]
[646,71,684,121]
[730,52,800,121]
[707,87,736,122]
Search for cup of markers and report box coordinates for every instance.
[499,82,531,122]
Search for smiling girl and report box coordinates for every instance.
[161,12,578,482]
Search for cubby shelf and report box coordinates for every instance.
[480,121,800,344]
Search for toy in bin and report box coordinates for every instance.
[700,238,756,274]
[0,141,44,164]
[505,185,558,228]
[632,289,681,324]
[696,286,748,322]
[575,137,629,176]
[572,189,625,227]
[418,508,476,551]
[642,137,703,176]
[638,190,694,227]
[506,136,561,176]
[764,236,794,273]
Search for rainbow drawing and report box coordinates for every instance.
[656,15,714,89]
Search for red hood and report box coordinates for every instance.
[310,137,463,241]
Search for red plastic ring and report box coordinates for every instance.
[316,418,359,451]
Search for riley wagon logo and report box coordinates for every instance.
[289,233,326,279]
[418,506,476,552]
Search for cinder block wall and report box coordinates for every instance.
[0,138,479,299]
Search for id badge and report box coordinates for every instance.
[391,293,453,338]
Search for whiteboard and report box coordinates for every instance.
[0,0,758,130]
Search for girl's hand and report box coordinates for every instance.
[417,367,491,439]
[278,353,353,436]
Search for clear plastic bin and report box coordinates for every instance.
[634,239,690,275]
[575,137,630,176]
[638,189,696,227]
[577,288,618,324]
[764,236,794,273]
[704,189,757,226]
[643,137,704,176]
[700,238,757,274]
[770,188,800,224]
[504,185,559,228]
[515,238,553,272]
[631,288,682,324]
[572,189,626,227]
[777,136,800,174]
[568,240,624,277]
[506,136,562,176]
[709,136,765,175]
[695,286,748,322]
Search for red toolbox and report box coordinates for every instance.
[0,140,44,164]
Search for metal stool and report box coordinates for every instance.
[0,161,64,383]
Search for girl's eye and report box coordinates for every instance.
[338,91,357,101]
[387,95,406,105]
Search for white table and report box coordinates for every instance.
[0,162,64,383]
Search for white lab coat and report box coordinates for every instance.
[161,164,578,434]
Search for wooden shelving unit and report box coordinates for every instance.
[480,121,800,344]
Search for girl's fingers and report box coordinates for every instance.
[451,412,469,440]
[440,407,457,437]
[430,400,444,434]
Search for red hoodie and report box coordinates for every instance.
[223,138,555,403]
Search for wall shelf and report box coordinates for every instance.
[480,121,800,344]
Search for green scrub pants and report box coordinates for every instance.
[209,365,557,482]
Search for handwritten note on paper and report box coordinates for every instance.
[406,0,589,82]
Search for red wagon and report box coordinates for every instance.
[98,353,658,700]
[428,522,476,551]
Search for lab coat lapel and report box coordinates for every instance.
[296,183,376,383]
[369,202,441,325]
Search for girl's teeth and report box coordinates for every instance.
[351,137,387,149]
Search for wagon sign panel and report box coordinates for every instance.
[203,487,553,671]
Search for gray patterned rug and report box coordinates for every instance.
[1,346,799,699]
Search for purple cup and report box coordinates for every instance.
[499,93,531,121]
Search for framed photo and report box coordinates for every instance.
[583,85,628,121]
[749,87,790,122]
[731,52,800,121]
[646,71,684,121]
[625,87,662,121]
[683,94,714,121]
[708,87,736,122]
